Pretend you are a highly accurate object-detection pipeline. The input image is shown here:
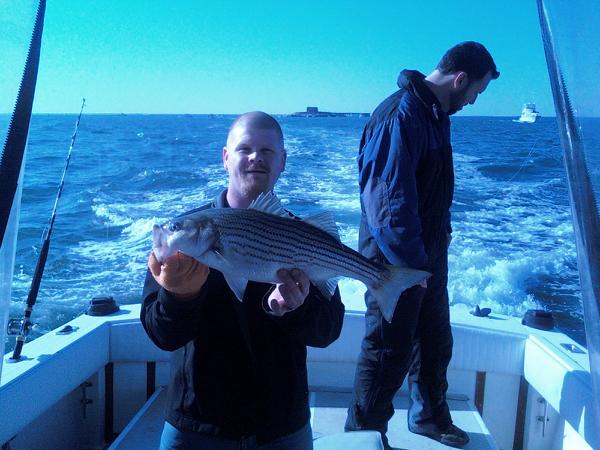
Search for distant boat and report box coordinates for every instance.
[514,102,540,123]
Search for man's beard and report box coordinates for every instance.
[240,174,272,198]
[447,86,469,116]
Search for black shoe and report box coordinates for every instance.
[409,423,470,448]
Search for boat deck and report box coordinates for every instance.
[110,386,498,450]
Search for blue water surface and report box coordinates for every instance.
[5,114,590,350]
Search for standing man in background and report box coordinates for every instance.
[345,41,499,449]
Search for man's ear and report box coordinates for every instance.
[222,146,229,169]
[454,71,468,89]
[281,150,287,172]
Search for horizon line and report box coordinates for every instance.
[0,112,568,118]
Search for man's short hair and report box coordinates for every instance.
[437,41,500,81]
[228,111,284,147]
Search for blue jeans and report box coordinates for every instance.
[159,421,314,450]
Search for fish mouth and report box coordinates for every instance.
[152,224,173,262]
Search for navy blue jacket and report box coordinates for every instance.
[141,191,344,444]
[358,70,454,271]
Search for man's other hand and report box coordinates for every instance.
[267,268,310,316]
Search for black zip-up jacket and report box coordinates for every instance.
[141,191,345,444]
[358,70,454,271]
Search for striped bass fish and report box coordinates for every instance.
[152,192,430,321]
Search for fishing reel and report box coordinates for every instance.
[6,317,36,337]
[6,317,40,361]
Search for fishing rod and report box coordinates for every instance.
[9,98,86,361]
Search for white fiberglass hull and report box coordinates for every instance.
[518,114,538,123]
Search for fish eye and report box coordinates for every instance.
[168,221,182,232]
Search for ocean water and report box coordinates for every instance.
[3,114,591,351]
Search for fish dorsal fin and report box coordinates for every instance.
[304,211,340,242]
[250,192,340,241]
[249,191,288,217]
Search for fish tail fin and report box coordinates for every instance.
[370,265,431,322]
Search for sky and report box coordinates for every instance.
[0,0,597,116]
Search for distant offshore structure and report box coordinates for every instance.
[290,106,370,118]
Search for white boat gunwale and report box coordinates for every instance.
[1,305,596,449]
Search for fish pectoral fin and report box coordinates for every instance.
[209,249,234,268]
[303,212,340,241]
[314,278,340,300]
[224,274,248,302]
[204,250,250,300]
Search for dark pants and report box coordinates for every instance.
[345,252,453,446]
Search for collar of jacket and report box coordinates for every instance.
[397,69,444,121]
[213,189,229,208]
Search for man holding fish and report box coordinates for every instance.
[141,111,345,449]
